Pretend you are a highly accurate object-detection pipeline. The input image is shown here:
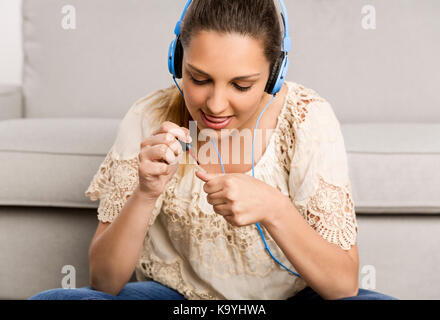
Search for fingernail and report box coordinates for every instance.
[165,149,175,164]
[172,140,182,154]
[169,128,186,141]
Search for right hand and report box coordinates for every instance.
[137,121,192,199]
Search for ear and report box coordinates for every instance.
[195,170,223,182]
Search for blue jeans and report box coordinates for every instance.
[28,280,397,300]
[28,280,186,300]
[288,286,398,300]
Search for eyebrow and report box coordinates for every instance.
[187,63,261,80]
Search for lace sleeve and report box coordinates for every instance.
[288,98,358,251]
[85,149,140,223]
[84,91,165,225]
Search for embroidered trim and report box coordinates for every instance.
[296,175,358,250]
[162,190,284,279]
[85,150,139,223]
[137,233,223,300]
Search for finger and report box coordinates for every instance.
[223,214,239,226]
[207,190,228,206]
[144,144,178,165]
[204,178,225,196]
[195,170,209,182]
[208,197,227,206]
[140,159,169,176]
[152,121,192,143]
[195,170,224,183]
[141,133,183,156]
[212,203,231,216]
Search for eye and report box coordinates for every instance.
[233,83,252,92]
[189,74,252,92]
[189,75,209,86]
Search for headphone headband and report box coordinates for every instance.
[168,0,291,95]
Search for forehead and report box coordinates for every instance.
[184,30,268,69]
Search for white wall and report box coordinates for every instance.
[0,0,22,85]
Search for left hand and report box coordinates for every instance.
[195,170,287,227]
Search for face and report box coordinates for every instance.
[181,30,271,137]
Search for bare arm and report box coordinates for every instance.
[88,186,159,296]
[261,196,359,300]
[88,121,191,296]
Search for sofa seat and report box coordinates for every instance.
[1,119,439,215]
[0,118,119,208]
[342,123,440,214]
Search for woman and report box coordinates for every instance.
[29,0,396,300]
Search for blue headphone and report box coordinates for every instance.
[168,0,291,96]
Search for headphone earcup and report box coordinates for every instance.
[174,36,184,79]
[264,51,285,95]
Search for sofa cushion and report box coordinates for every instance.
[22,0,178,119]
[22,0,440,122]
[0,118,119,208]
[342,123,440,214]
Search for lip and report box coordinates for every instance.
[201,111,233,129]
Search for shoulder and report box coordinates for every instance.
[112,86,174,160]
[275,82,343,169]
[130,85,175,118]
[283,81,343,148]
[284,82,352,199]
[284,81,337,131]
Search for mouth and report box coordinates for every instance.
[200,110,233,129]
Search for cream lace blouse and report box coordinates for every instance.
[85,81,358,300]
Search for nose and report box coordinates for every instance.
[205,86,230,116]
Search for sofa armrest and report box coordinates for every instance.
[0,84,23,120]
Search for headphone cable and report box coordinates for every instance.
[209,95,301,278]
[174,77,300,278]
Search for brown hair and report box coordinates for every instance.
[149,0,283,129]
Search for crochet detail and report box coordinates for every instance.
[161,177,287,279]
[137,246,222,300]
[274,84,326,174]
[85,149,162,227]
[296,175,358,250]
[290,84,326,127]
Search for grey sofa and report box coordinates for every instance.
[1,0,439,300]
